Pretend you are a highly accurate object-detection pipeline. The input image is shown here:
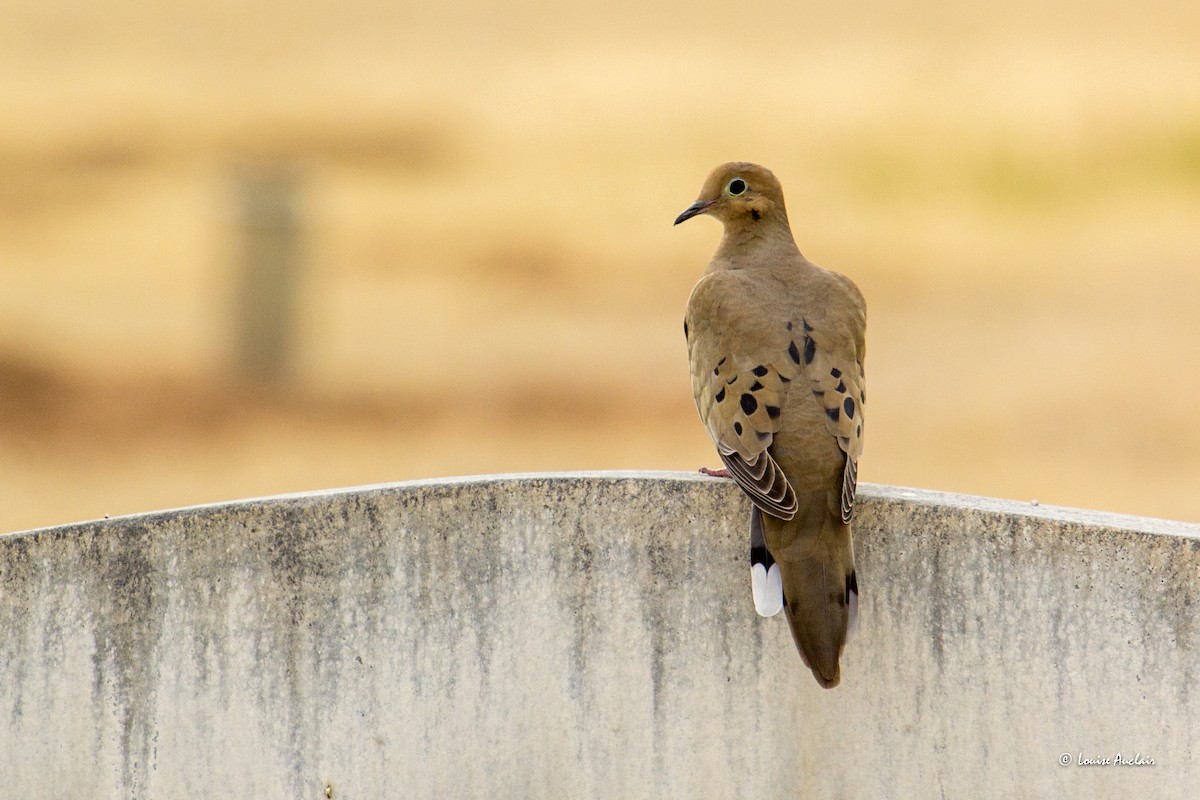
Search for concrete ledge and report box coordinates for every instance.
[2,472,1198,797]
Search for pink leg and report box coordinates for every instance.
[699,466,731,478]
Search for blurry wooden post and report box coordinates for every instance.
[233,164,303,384]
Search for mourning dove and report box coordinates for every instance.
[676,162,866,688]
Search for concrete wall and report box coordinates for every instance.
[2,472,1197,798]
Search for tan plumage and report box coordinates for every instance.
[676,162,866,688]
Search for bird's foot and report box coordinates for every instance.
[699,466,730,478]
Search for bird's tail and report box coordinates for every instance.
[763,495,858,688]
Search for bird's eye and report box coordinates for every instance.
[726,178,747,196]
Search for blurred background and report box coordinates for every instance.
[2,0,1198,533]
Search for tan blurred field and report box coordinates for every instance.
[2,0,1199,532]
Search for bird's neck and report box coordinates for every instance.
[715,220,802,266]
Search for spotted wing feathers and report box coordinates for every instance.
[694,352,798,520]
[794,317,865,524]
[685,270,865,525]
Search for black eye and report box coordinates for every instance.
[727,178,747,196]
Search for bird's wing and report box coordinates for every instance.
[686,271,801,520]
[792,271,867,522]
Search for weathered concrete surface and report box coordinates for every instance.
[2,472,1197,798]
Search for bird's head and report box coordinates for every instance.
[673,162,789,229]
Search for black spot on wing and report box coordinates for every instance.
[752,365,768,377]
[804,336,815,364]
[803,320,814,332]
[715,387,725,403]
[740,393,758,415]
[826,407,840,422]
[830,367,841,378]
[683,321,688,339]
[835,380,845,393]
[734,421,743,436]
[766,405,781,420]
[748,380,763,392]
[788,341,801,364]
[843,397,856,419]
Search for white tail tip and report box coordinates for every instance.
[751,563,784,617]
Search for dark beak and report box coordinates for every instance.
[674,200,713,226]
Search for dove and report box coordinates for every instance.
[676,162,866,688]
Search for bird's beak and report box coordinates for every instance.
[674,199,714,226]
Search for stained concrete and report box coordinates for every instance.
[2,472,1197,798]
